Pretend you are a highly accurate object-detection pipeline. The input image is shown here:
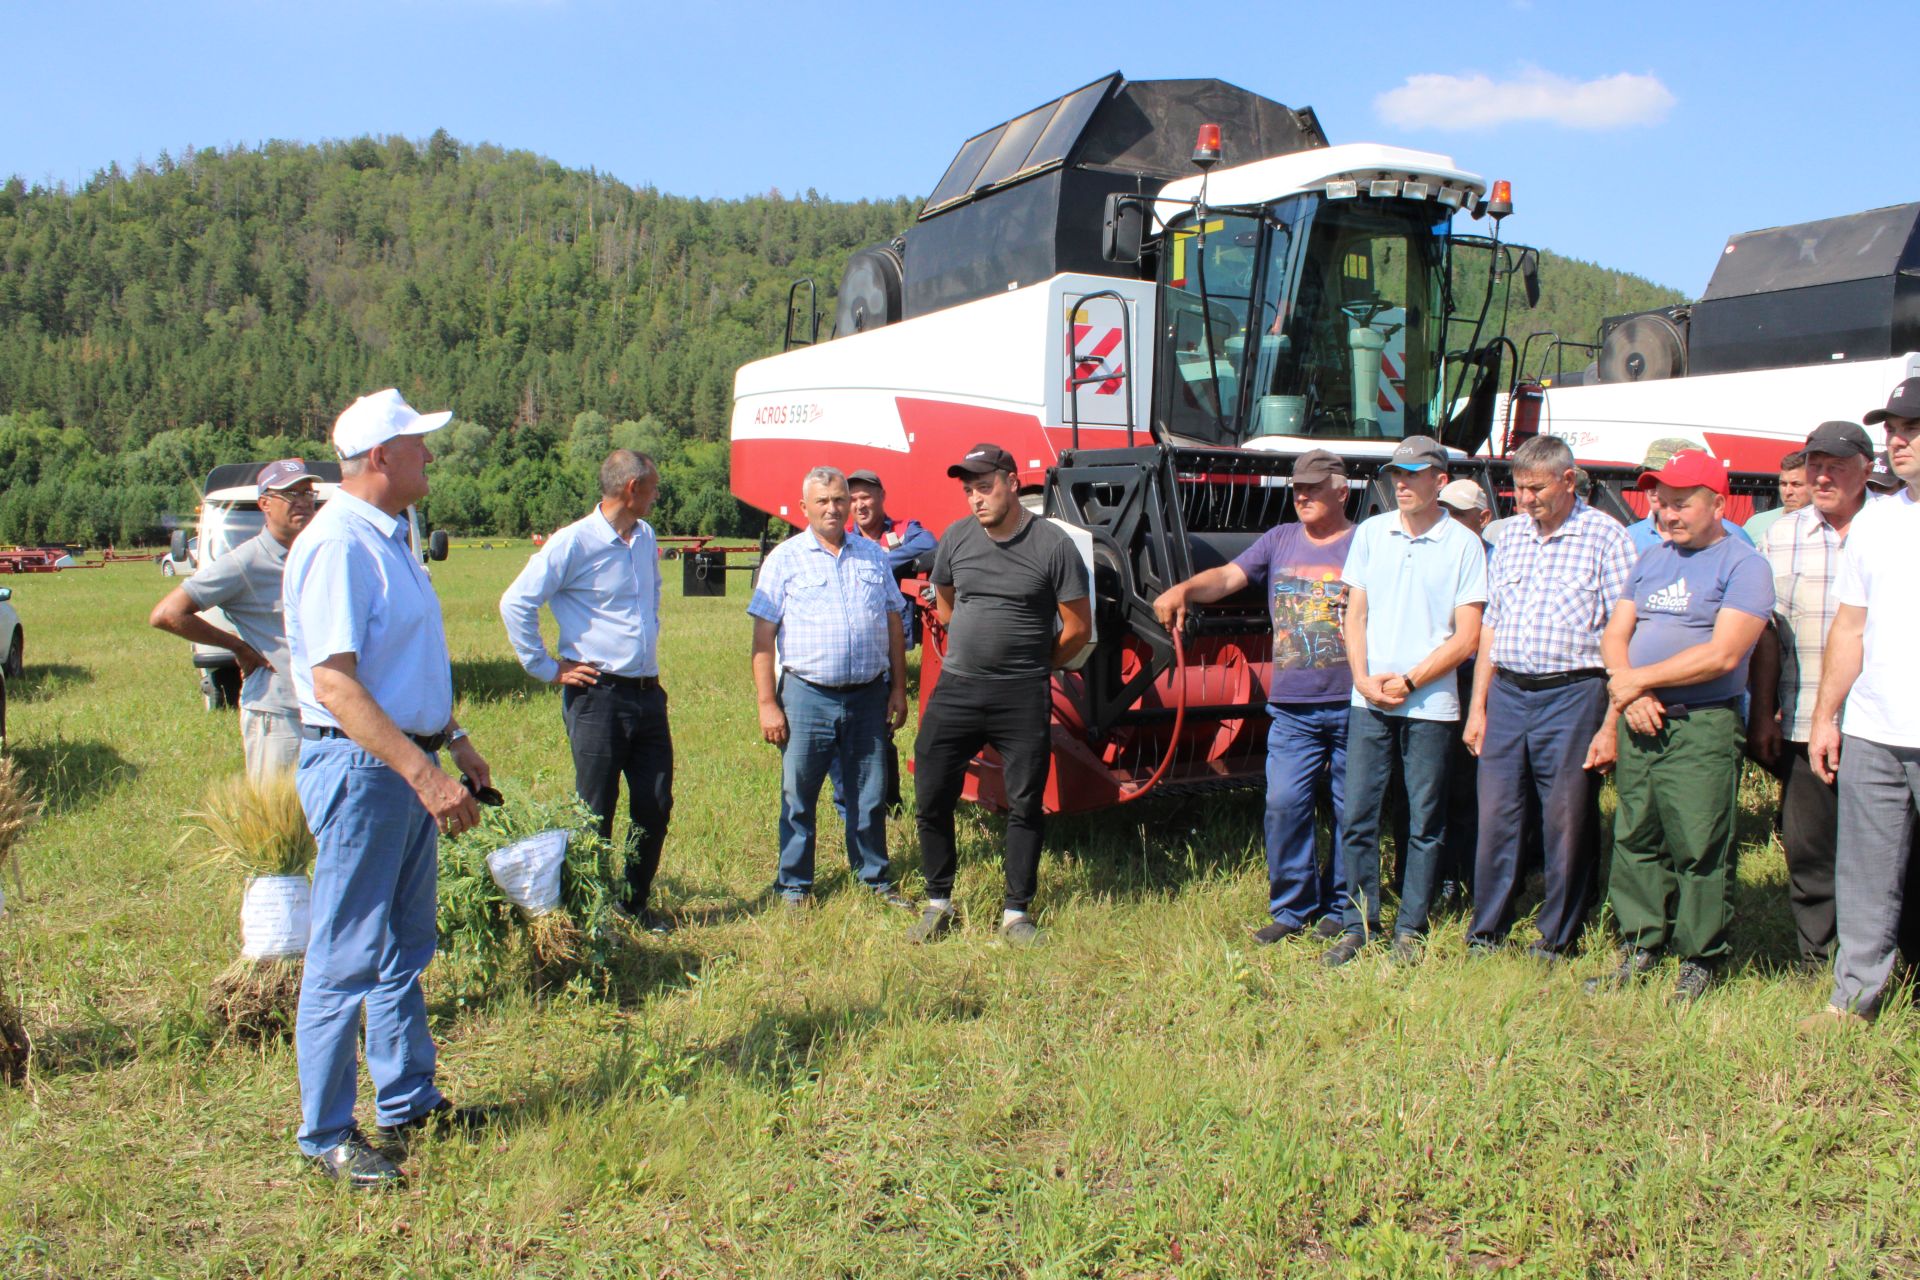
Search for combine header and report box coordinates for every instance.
[729,72,1771,814]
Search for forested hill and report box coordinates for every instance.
[0,134,1680,543]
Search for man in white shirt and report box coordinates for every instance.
[1804,380,1920,1027]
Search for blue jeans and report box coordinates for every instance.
[294,738,443,1156]
[775,676,893,898]
[1340,705,1454,938]
[1264,703,1348,926]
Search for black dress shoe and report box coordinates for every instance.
[1252,919,1304,945]
[1312,916,1345,941]
[376,1099,496,1148]
[310,1129,404,1189]
[1323,934,1369,968]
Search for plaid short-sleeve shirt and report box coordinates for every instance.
[1761,503,1861,742]
[1484,501,1635,675]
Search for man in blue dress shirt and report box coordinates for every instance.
[748,466,911,909]
[285,388,495,1188]
[500,450,674,930]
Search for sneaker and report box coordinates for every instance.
[1253,919,1305,945]
[1467,938,1501,960]
[1583,948,1659,995]
[998,917,1044,946]
[1798,1005,1872,1034]
[634,907,675,935]
[309,1129,404,1189]
[905,905,957,944]
[1323,933,1368,968]
[774,892,809,913]
[1312,916,1345,941]
[874,886,916,912]
[1671,960,1716,1005]
[1390,933,1422,966]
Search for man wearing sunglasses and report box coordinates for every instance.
[149,457,317,779]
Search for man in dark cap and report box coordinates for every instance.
[906,444,1089,946]
[150,458,318,779]
[1153,449,1356,943]
[1748,421,1877,970]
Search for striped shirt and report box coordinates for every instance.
[1760,501,1865,742]
[747,529,905,687]
[1484,500,1635,675]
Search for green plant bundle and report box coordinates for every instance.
[0,961,26,1086]
[0,755,43,876]
[183,773,314,877]
[436,792,627,991]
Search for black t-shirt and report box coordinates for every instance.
[932,513,1088,680]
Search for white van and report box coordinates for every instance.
[172,461,447,710]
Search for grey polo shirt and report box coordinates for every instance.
[181,530,298,714]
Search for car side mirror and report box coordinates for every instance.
[170,529,188,560]
[1102,193,1146,264]
[429,529,450,562]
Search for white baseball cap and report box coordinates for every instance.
[332,388,453,459]
[1437,479,1490,514]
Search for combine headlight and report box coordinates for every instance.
[1400,180,1431,201]
[1435,186,1466,209]
[1325,179,1358,199]
[1369,179,1401,198]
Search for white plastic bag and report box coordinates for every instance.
[486,829,569,917]
[240,874,312,959]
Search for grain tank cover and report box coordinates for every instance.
[1688,203,1920,375]
[905,73,1326,319]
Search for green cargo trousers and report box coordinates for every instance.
[1608,704,1742,963]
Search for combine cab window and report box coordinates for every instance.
[1156,195,1450,445]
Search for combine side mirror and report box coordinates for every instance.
[429,529,450,562]
[0,588,12,603]
[1518,248,1541,309]
[1102,193,1146,264]
[170,529,188,561]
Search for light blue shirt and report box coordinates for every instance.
[747,530,904,687]
[284,489,453,735]
[1342,509,1490,721]
[1627,515,1754,555]
[499,506,661,683]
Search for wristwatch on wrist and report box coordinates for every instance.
[447,727,470,747]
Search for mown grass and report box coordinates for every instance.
[0,548,1916,1278]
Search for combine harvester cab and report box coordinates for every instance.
[1526,203,1920,477]
[732,72,1552,814]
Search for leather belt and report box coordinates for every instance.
[1497,667,1606,692]
[593,672,659,691]
[794,673,884,693]
[306,725,448,752]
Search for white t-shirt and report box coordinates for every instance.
[1834,488,1920,748]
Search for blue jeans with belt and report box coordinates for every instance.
[775,675,893,899]
[1263,702,1348,927]
[294,737,443,1156]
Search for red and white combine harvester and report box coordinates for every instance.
[729,72,1883,815]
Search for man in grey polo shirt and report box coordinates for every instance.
[149,458,316,779]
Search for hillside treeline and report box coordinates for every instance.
[0,132,1680,544]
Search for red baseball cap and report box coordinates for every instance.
[1635,448,1729,496]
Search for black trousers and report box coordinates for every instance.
[914,672,1051,912]
[562,681,673,910]
[1778,741,1920,964]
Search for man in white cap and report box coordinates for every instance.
[149,457,317,779]
[284,388,494,1186]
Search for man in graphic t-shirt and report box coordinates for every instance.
[1596,449,1772,1004]
[906,444,1090,946]
[1154,449,1355,944]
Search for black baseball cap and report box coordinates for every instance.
[846,469,884,489]
[1383,435,1449,472]
[1291,448,1348,484]
[946,443,1017,478]
[1864,377,1920,425]
[1803,420,1874,460]
[1868,452,1901,493]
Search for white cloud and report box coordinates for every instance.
[1375,69,1675,131]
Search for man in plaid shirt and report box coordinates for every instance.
[1463,435,1635,959]
[1749,421,1878,967]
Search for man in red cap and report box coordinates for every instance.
[1594,449,1773,1003]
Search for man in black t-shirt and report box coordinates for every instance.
[907,443,1090,945]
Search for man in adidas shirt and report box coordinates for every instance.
[1595,449,1772,1004]
[1803,380,1920,1029]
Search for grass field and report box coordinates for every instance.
[1,546,1916,1279]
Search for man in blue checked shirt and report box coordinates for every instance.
[748,466,912,911]
[1462,434,1636,961]
[500,450,674,932]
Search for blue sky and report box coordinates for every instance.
[4,0,1914,293]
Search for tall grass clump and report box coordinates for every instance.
[185,772,315,1040]
[0,756,45,1084]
